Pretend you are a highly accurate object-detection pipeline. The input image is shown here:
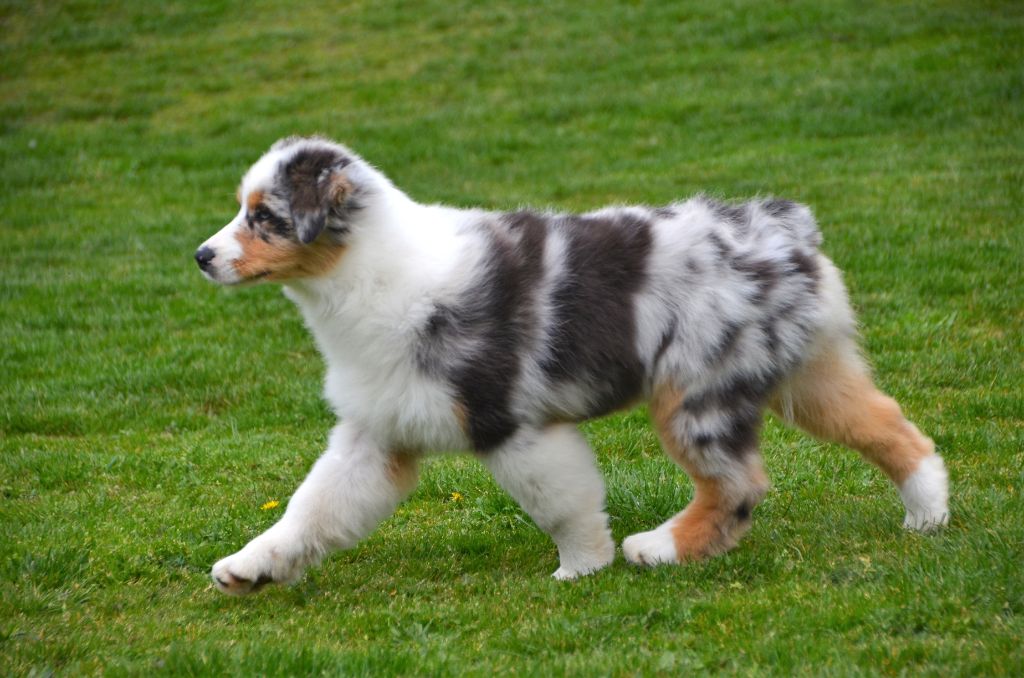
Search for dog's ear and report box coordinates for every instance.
[284,147,351,245]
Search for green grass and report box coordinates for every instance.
[2,0,1022,674]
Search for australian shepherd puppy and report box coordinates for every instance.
[197,136,949,595]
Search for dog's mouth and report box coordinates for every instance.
[201,266,271,286]
[228,270,271,286]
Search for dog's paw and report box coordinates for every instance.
[623,524,678,566]
[211,533,306,596]
[900,455,950,532]
[550,521,615,581]
[551,566,581,581]
[903,509,949,532]
[210,562,274,596]
[551,561,607,581]
[551,544,614,581]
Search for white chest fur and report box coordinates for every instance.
[282,204,479,453]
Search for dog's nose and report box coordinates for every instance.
[195,246,215,270]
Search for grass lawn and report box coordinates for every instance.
[2,0,1022,674]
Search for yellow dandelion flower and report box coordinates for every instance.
[450,492,463,502]
[260,500,280,511]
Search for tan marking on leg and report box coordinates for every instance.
[668,461,768,560]
[649,383,684,463]
[233,230,345,282]
[771,346,934,484]
[649,383,769,561]
[386,452,420,495]
[452,402,469,436]
[670,476,728,559]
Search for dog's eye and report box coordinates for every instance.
[253,207,272,222]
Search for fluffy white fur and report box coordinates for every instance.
[482,425,615,580]
[622,522,679,566]
[900,455,950,531]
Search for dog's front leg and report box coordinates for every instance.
[211,422,419,595]
[481,424,615,580]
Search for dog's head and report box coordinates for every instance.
[196,136,363,285]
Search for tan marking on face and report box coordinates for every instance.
[232,229,345,282]
[387,452,420,494]
[246,190,265,213]
[769,347,934,484]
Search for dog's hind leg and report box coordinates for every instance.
[481,424,615,580]
[211,422,419,595]
[624,383,771,565]
[770,336,949,530]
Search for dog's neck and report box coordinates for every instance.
[282,179,463,318]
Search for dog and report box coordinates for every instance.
[196,136,949,595]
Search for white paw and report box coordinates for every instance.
[900,455,950,532]
[551,542,615,581]
[623,523,679,566]
[551,526,615,580]
[551,566,583,581]
[211,531,306,596]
